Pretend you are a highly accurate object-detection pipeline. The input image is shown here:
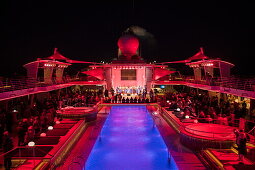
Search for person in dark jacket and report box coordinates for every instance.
[237,129,247,163]
[3,131,14,170]
[17,122,25,146]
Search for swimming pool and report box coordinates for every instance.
[85,105,178,170]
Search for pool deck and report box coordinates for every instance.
[58,105,206,170]
[56,106,110,170]
[147,106,207,170]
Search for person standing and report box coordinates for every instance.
[237,129,247,163]
[3,131,14,170]
[17,122,25,146]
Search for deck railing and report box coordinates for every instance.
[156,75,255,92]
[1,75,255,94]
[0,76,81,93]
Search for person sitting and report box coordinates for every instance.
[217,114,223,125]
[169,101,178,111]
[24,126,35,145]
[198,111,206,123]
[125,98,130,103]
[205,115,213,123]
[175,111,185,119]
[222,114,229,125]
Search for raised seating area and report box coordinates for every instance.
[56,106,98,121]
[0,119,91,169]
[161,107,236,149]
[201,148,255,169]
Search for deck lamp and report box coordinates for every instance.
[40,133,46,137]
[28,141,35,147]
[48,126,54,130]
[153,112,158,115]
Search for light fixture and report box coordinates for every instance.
[185,115,190,119]
[28,141,35,147]
[176,108,181,112]
[48,126,53,130]
[40,133,46,137]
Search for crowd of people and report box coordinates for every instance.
[102,88,157,103]
[0,88,101,148]
[165,90,249,126]
[0,86,254,168]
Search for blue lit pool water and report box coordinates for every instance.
[85,105,178,170]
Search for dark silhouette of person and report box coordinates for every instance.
[130,97,134,103]
[17,122,25,146]
[122,97,126,103]
[3,131,14,170]
[104,89,109,98]
[134,97,138,103]
[145,98,150,103]
[137,98,141,103]
[237,129,247,163]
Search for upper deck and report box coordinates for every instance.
[1,75,255,101]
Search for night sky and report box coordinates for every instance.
[0,1,254,77]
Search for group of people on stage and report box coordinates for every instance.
[115,86,145,95]
[103,96,153,103]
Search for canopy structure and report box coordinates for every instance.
[154,68,176,80]
[45,48,100,64]
[81,68,104,80]
[159,47,208,64]
[45,48,69,60]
